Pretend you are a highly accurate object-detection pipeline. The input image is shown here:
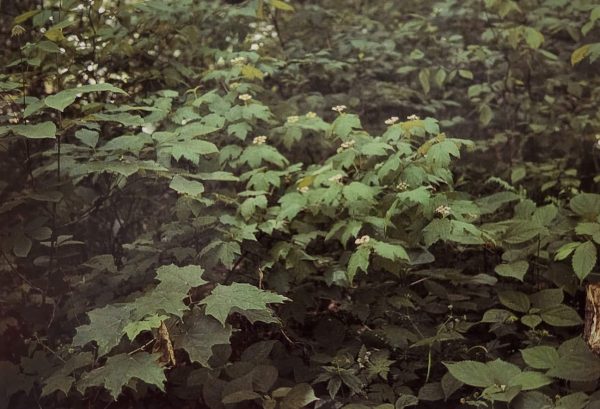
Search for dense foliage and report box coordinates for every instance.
[2,0,600,408]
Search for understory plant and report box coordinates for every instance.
[1,1,600,409]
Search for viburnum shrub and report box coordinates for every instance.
[1,1,600,409]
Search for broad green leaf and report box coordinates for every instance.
[75,128,99,148]
[570,193,600,219]
[498,290,530,313]
[547,339,600,381]
[540,305,582,327]
[443,361,495,388]
[509,371,552,390]
[169,175,204,197]
[200,283,289,325]
[572,241,596,281]
[280,383,318,409]
[7,121,56,139]
[524,27,544,49]
[173,309,232,366]
[77,353,165,399]
[73,304,132,356]
[372,240,409,262]
[495,261,528,281]
[521,346,559,370]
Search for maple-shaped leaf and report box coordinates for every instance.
[132,264,207,319]
[73,304,133,356]
[172,309,232,366]
[155,264,207,293]
[199,283,289,325]
[77,353,165,400]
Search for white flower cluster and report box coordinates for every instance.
[435,205,452,217]
[357,350,372,368]
[306,111,317,118]
[253,135,267,145]
[385,116,399,125]
[238,94,252,102]
[287,115,299,123]
[297,186,309,193]
[230,56,247,66]
[332,105,347,113]
[328,174,344,184]
[407,114,420,121]
[337,139,355,153]
[246,22,278,51]
[396,181,409,191]
[355,235,370,245]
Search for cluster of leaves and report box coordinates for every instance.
[1,0,600,408]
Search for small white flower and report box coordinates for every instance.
[229,82,240,89]
[239,94,252,102]
[396,181,409,191]
[297,186,309,193]
[435,205,452,218]
[250,43,260,51]
[355,235,371,245]
[385,116,399,125]
[305,111,317,118]
[337,139,355,153]
[332,105,347,113]
[253,135,267,145]
[407,114,420,121]
[287,115,299,123]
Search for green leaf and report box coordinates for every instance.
[547,339,600,381]
[75,128,99,148]
[8,121,56,139]
[372,240,409,262]
[509,371,552,391]
[498,290,530,313]
[521,346,559,370]
[123,314,167,341]
[331,114,361,138]
[268,0,294,12]
[495,261,528,281]
[571,44,591,66]
[524,27,544,49]
[347,245,371,283]
[73,304,132,356]
[77,353,165,399]
[570,193,600,219]
[572,241,596,281]
[540,305,582,327]
[45,83,127,111]
[173,309,232,366]
[200,283,289,325]
[169,175,204,197]
[170,140,219,164]
[280,383,318,409]
[443,361,495,388]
